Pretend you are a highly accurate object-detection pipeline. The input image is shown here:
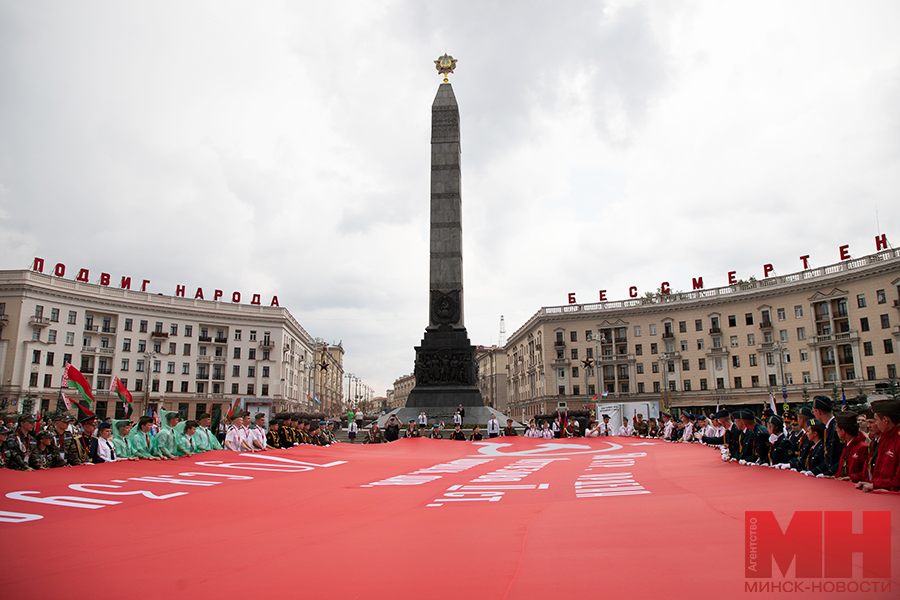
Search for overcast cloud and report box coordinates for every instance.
[1,0,898,397]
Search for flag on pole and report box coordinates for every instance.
[111,376,133,417]
[226,398,241,421]
[61,392,72,410]
[841,392,848,410]
[61,363,94,408]
[768,393,778,415]
[314,395,322,406]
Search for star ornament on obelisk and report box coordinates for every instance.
[404,54,483,410]
[434,53,458,83]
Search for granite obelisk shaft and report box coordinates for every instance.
[406,81,483,408]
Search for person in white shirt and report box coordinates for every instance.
[598,415,613,436]
[348,419,358,443]
[525,420,540,438]
[418,412,428,429]
[550,419,561,439]
[585,420,600,437]
[92,422,118,463]
[486,415,500,438]
[540,421,554,439]
[453,411,462,426]
[618,418,633,437]
[225,414,255,452]
[250,413,268,451]
[680,413,695,442]
[661,412,675,439]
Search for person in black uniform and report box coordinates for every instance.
[767,415,797,466]
[405,420,420,438]
[449,424,467,441]
[5,415,37,471]
[51,412,82,465]
[384,416,401,442]
[430,424,443,439]
[469,426,483,441]
[30,430,67,469]
[0,425,12,468]
[811,396,843,476]
[502,419,518,436]
[735,409,757,462]
[800,418,826,473]
[752,415,771,465]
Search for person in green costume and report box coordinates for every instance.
[128,416,164,460]
[111,420,139,461]
[154,410,181,459]
[193,412,222,452]
[173,419,201,456]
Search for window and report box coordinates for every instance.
[248,366,256,377]
[570,349,578,360]
[630,325,640,338]
[32,328,41,341]
[168,342,176,354]
[636,363,644,374]
[29,372,39,387]
[248,348,256,360]
[732,356,740,368]
[199,346,206,356]
[650,343,658,354]
[232,365,240,377]
[44,351,54,366]
[138,340,146,352]
[196,382,205,394]
[200,327,209,339]
[215,346,223,357]
[556,331,564,343]
[652,363,659,374]
[715,358,723,370]
[234,329,242,341]
[751,375,760,387]
[134,380,143,392]
[728,315,737,327]
[712,337,722,348]
[167,362,175,374]
[745,313,753,326]
[247,384,255,395]
[682,359,690,371]
[876,289,886,304]
[50,308,59,322]
[262,349,271,361]
[181,381,189,393]
[122,339,131,351]
[795,305,804,318]
[885,340,894,354]
[635,344,642,356]
[715,378,724,389]
[233,347,241,359]
[68,311,77,325]
[764,331,774,343]
[867,366,876,380]
[636,382,644,393]
[766,352,775,366]
[136,360,144,372]
[697,339,704,350]
[170,323,178,336]
[700,379,708,391]
[777,308,786,321]
[139,320,148,333]
[698,358,706,370]
[730,336,739,348]
[63,353,72,365]
[734,377,742,388]
[182,363,190,375]
[153,341,161,353]
[683,380,691,391]
[166,381,174,393]
[675,321,685,333]
[800,349,809,361]
[249,331,257,341]
[185,325,192,337]
[183,344,191,355]
[261,384,269,396]
[32,349,41,364]
[881,314,891,329]
[570,331,577,342]
[584,330,593,341]
[571,367,579,378]
[121,359,129,371]
[653,381,660,393]
[649,324,657,335]
[153,360,161,373]
[83,336,89,347]
[746,333,754,346]
[586,348,593,359]
[681,340,688,352]
[888,364,897,379]
[780,330,789,342]
[231,383,239,394]
[769,374,777,386]
[66,332,74,345]
[154,321,163,333]
[749,354,757,367]
[864,341,873,356]
[796,327,806,340]
[47,329,57,343]
[855,294,866,308]
[695,319,703,331]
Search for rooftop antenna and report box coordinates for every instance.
[499,315,507,348]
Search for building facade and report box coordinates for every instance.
[312,342,344,415]
[505,248,900,420]
[476,345,508,414]
[0,269,319,421]
[392,373,415,410]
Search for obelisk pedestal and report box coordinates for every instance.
[406,56,483,410]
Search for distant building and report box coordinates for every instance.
[0,269,317,421]
[314,342,344,415]
[505,247,900,420]
[476,345,508,414]
[392,373,415,409]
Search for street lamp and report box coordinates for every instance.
[143,350,157,414]
[772,341,787,406]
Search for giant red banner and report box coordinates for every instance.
[1,437,897,598]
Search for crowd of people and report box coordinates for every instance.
[360,413,517,443]
[0,410,343,471]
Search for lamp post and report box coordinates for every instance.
[143,350,157,415]
[772,341,787,407]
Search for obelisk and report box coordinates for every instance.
[406,54,483,408]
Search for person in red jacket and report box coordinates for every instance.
[833,412,867,482]
[857,400,900,493]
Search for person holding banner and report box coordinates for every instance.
[51,412,83,466]
[154,410,182,459]
[194,412,223,452]
[129,416,164,460]
[112,420,139,460]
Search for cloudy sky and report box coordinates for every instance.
[2,0,898,397]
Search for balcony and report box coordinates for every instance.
[99,347,115,355]
[84,324,98,332]
[662,332,674,340]
[198,335,212,342]
[894,299,900,308]
[259,340,275,348]
[197,356,211,362]
[810,331,858,345]
[214,337,229,344]
[196,373,209,381]
[822,359,835,367]
[81,347,97,354]
[212,375,225,381]
[80,366,95,374]
[0,314,7,324]
[709,327,722,335]
[213,356,227,362]
[151,331,169,338]
[101,326,116,334]
[97,368,112,375]
[838,356,854,365]
[30,316,51,327]
[759,321,773,330]
[554,341,565,347]
[615,336,628,343]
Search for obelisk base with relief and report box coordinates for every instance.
[406,54,483,410]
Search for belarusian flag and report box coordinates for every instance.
[112,376,133,417]
[61,363,94,409]
[61,392,72,410]
[226,398,241,421]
